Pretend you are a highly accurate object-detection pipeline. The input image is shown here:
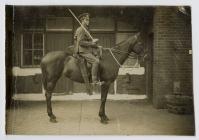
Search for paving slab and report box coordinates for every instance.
[6,100,195,135]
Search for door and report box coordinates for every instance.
[145,33,153,100]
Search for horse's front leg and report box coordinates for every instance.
[99,82,110,124]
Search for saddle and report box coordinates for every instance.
[74,54,92,80]
[68,45,103,95]
[74,54,95,95]
[68,45,103,58]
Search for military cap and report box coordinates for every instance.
[78,13,90,21]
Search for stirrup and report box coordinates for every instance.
[91,81,105,86]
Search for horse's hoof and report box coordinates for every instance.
[104,116,109,121]
[88,92,93,96]
[50,118,57,123]
[100,119,108,124]
[48,113,56,119]
[51,114,56,119]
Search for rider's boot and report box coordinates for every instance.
[91,63,104,85]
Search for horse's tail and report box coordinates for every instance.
[40,61,47,91]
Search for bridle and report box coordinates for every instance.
[110,48,138,58]
[104,47,141,68]
[107,48,123,67]
[102,35,144,68]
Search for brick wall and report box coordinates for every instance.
[153,7,192,108]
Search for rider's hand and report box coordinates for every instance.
[98,45,103,49]
[92,38,99,43]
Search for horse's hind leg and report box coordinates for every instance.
[99,82,110,124]
[45,81,57,123]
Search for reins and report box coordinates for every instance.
[105,48,140,68]
[103,35,141,68]
[110,48,137,59]
[107,48,122,67]
[107,34,140,59]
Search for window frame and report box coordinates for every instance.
[21,31,45,68]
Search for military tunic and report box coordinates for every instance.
[74,25,99,82]
[74,26,99,64]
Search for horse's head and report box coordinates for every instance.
[115,32,148,62]
[127,32,142,53]
[128,33,148,62]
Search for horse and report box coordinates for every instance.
[40,32,146,124]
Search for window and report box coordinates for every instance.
[21,32,44,67]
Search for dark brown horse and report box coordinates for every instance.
[40,33,145,124]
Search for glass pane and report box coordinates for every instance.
[34,33,43,49]
[33,50,43,65]
[23,50,32,65]
[23,33,32,49]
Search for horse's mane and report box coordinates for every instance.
[114,35,136,48]
[115,40,126,47]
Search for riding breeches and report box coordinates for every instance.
[79,52,99,82]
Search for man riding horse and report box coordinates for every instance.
[74,13,101,85]
[41,10,146,123]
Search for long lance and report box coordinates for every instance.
[68,8,94,41]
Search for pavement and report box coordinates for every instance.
[12,93,147,101]
[6,99,195,135]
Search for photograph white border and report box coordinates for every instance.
[0,0,199,140]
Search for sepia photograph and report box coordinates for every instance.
[5,5,195,135]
